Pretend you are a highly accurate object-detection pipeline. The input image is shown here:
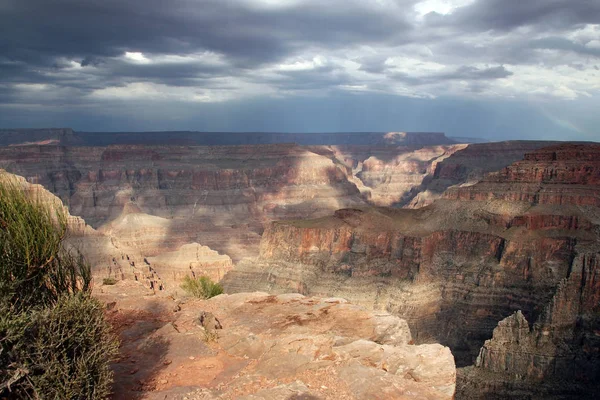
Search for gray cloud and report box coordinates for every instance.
[391,65,513,86]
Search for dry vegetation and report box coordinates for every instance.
[0,178,119,399]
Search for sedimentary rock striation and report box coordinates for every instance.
[148,243,233,283]
[407,141,561,208]
[222,143,600,397]
[0,134,558,265]
[457,252,600,398]
[0,143,367,261]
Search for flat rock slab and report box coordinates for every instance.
[100,285,455,399]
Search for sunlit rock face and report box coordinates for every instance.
[222,143,600,398]
[97,288,457,399]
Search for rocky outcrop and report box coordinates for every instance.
[222,143,600,384]
[99,286,456,399]
[457,252,600,398]
[445,144,600,206]
[0,170,232,291]
[0,169,124,274]
[348,145,466,206]
[147,243,233,283]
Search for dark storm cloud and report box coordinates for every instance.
[0,0,418,96]
[358,57,389,74]
[264,64,356,91]
[0,0,412,67]
[0,0,598,140]
[529,37,600,58]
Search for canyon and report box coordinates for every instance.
[1,128,597,398]
[222,144,600,398]
[0,129,554,266]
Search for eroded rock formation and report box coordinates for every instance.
[0,144,367,262]
[457,252,600,398]
[222,144,600,398]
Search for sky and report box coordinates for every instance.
[0,0,599,141]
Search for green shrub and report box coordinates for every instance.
[0,177,91,311]
[0,177,118,399]
[102,277,117,286]
[0,293,119,399]
[181,276,224,299]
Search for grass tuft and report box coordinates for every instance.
[181,276,224,299]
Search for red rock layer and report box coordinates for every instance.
[445,144,600,206]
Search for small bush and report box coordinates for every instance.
[0,293,119,399]
[102,277,117,286]
[0,177,118,399]
[0,177,91,311]
[181,276,224,299]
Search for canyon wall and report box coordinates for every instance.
[458,252,600,398]
[407,141,560,208]
[222,144,600,397]
[0,136,556,266]
[0,144,366,262]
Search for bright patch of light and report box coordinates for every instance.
[14,83,49,91]
[414,0,474,18]
[124,52,150,63]
[277,56,327,71]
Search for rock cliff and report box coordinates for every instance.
[222,143,600,398]
[0,138,560,265]
[457,252,600,398]
[407,141,560,208]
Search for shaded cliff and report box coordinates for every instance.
[407,141,562,208]
[457,252,600,398]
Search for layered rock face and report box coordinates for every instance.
[0,137,559,265]
[325,144,466,206]
[458,252,600,398]
[0,169,124,273]
[0,144,366,262]
[147,243,233,283]
[222,143,600,394]
[445,144,600,207]
[407,141,560,208]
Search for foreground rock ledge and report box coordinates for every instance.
[99,283,455,400]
